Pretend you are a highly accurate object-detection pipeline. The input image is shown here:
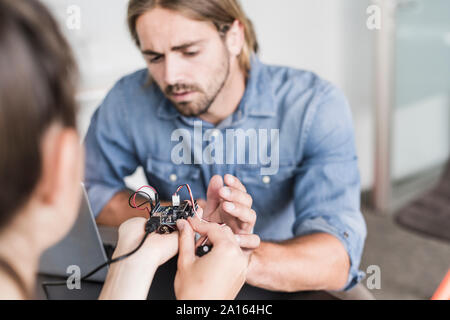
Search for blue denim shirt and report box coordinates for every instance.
[84,56,367,291]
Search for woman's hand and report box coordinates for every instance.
[100,212,207,300]
[113,216,180,267]
[174,217,260,300]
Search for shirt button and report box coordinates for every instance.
[169,174,177,182]
[262,176,271,184]
[344,232,349,239]
[211,130,220,138]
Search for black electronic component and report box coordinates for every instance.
[133,185,213,258]
[145,200,198,234]
[196,244,213,257]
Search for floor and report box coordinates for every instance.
[359,207,450,300]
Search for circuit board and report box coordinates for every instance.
[145,200,197,234]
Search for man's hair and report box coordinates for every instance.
[127,0,259,76]
[0,0,78,229]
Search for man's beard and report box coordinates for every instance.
[164,51,230,118]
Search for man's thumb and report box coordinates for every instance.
[205,175,223,215]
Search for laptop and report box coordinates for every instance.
[38,184,109,283]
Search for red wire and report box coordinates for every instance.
[174,184,197,215]
[176,184,227,247]
[131,184,198,217]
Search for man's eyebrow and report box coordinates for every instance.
[141,49,161,56]
[141,40,205,56]
[172,40,204,51]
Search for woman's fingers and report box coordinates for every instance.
[176,219,196,268]
[189,216,259,251]
[188,217,235,245]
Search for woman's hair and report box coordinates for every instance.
[0,0,78,230]
[127,0,259,77]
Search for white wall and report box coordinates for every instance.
[43,0,145,90]
[240,0,376,189]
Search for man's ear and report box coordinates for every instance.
[37,126,83,208]
[225,20,245,57]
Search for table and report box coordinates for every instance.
[35,226,339,300]
[36,256,338,300]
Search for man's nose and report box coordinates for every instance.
[163,55,184,86]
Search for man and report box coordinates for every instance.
[84,0,367,292]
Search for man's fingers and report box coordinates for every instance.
[234,234,260,250]
[176,219,195,268]
[196,199,207,210]
[222,202,256,226]
[205,175,224,216]
[224,174,247,193]
[219,186,253,208]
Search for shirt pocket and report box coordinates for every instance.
[145,157,201,199]
[235,164,296,215]
[236,164,296,188]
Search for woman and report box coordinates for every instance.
[0,0,258,300]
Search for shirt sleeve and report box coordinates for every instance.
[83,80,140,217]
[292,83,367,291]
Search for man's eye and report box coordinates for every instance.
[184,51,199,57]
[150,56,163,64]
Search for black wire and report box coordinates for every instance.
[128,191,155,212]
[82,230,151,280]
[42,187,160,297]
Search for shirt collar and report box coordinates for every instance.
[156,55,276,121]
[240,55,276,117]
[156,91,179,120]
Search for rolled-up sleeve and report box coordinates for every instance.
[84,80,139,217]
[292,84,367,291]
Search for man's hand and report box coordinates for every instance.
[174,217,258,300]
[96,191,149,227]
[199,175,256,240]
